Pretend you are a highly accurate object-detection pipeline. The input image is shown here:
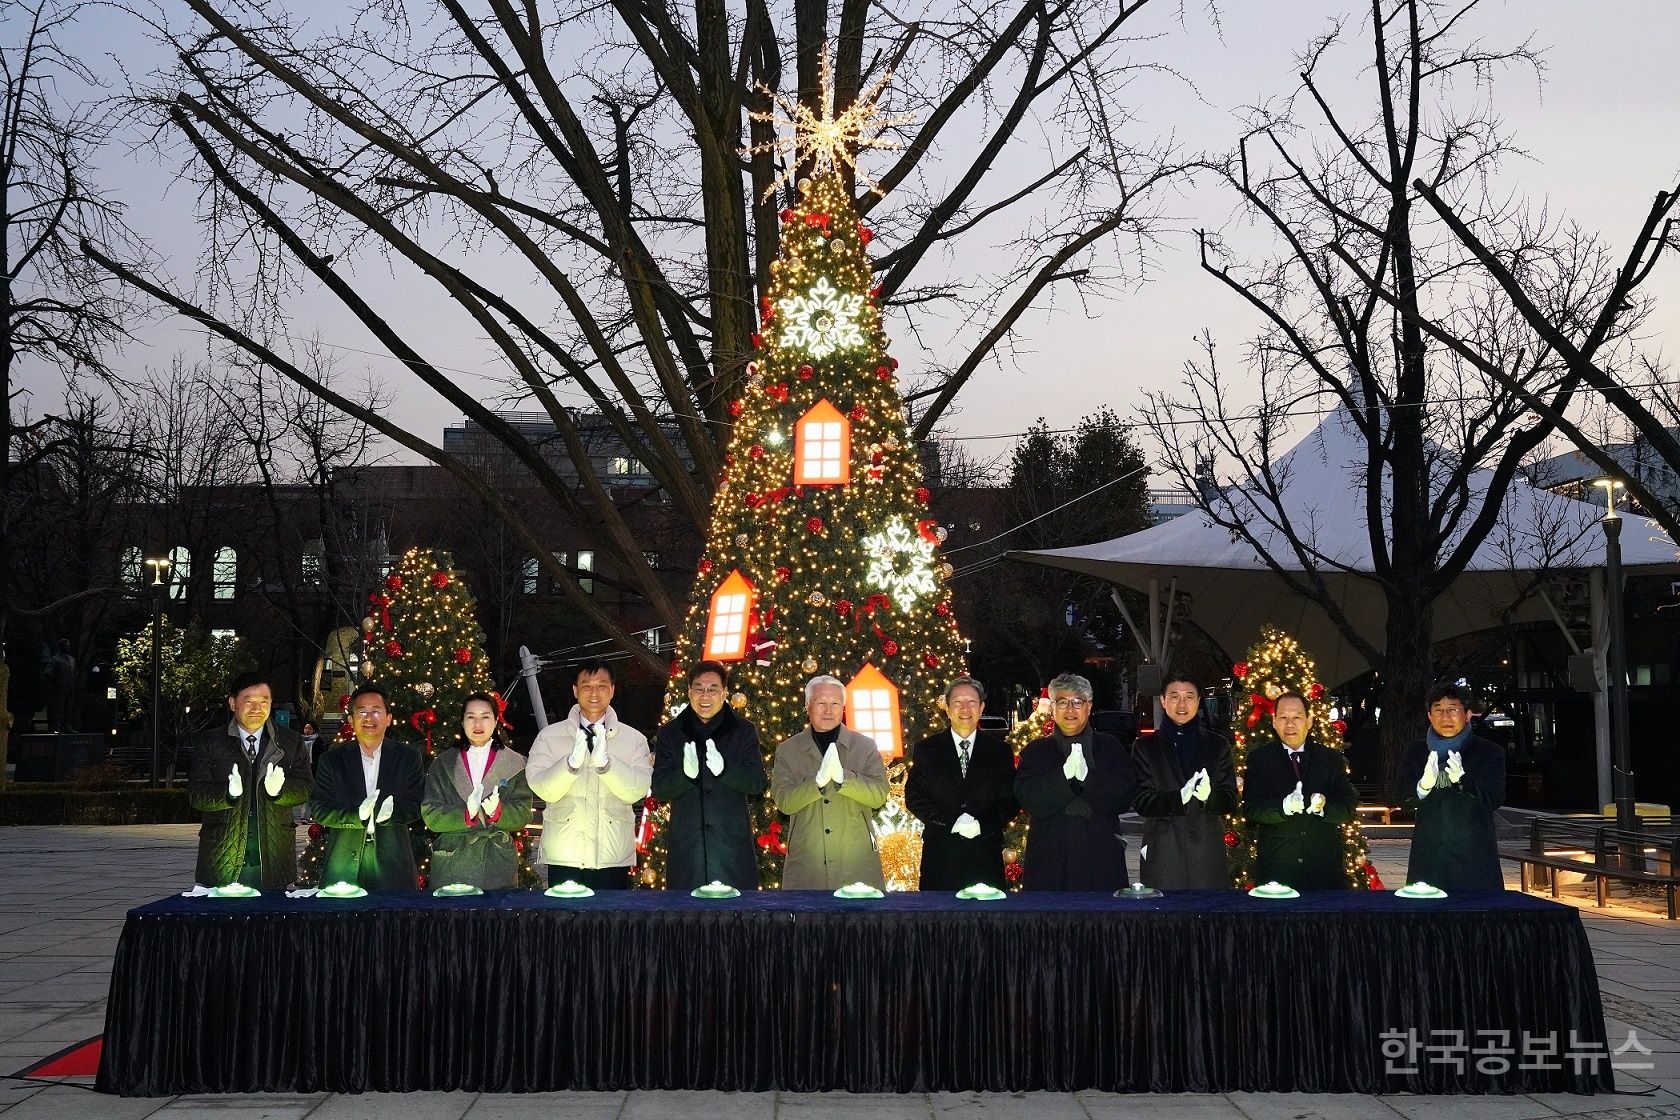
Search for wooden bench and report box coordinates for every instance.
[1500,816,1680,920]
[1351,781,1399,825]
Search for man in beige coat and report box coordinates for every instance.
[770,675,890,890]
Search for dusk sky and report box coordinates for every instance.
[20,0,1679,476]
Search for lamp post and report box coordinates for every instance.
[144,557,172,787]
[1590,479,1636,833]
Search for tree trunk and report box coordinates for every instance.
[0,661,11,785]
[1377,594,1433,802]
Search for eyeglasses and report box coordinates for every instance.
[1052,698,1089,710]
[353,707,387,719]
[1429,705,1466,716]
[689,684,725,696]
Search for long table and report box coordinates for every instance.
[97,888,1613,1095]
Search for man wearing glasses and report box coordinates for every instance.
[1398,682,1506,890]
[310,682,425,890]
[1014,672,1137,890]
[650,661,767,891]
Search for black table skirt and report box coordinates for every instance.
[97,888,1613,1095]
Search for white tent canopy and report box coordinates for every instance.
[1011,410,1680,689]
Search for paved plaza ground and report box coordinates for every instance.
[1,825,1677,1119]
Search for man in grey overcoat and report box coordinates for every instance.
[770,675,890,890]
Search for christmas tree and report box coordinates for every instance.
[1227,625,1375,889]
[300,548,538,886]
[657,53,967,888]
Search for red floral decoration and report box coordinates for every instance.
[698,558,714,574]
[430,570,449,588]
[849,405,867,421]
[881,639,899,656]
[385,574,403,591]
[835,599,853,616]
[1309,682,1326,700]
[1004,862,1023,882]
[923,652,940,668]
[779,207,796,223]
[1223,831,1239,847]
[914,486,931,504]
[875,365,893,380]
[308,822,324,841]
[728,399,744,417]
[774,566,791,582]
[807,516,825,534]
[749,444,765,459]
[1233,660,1249,679]
[384,640,403,658]
[1332,718,1349,736]
[935,601,951,616]
[798,364,814,380]
[455,648,473,665]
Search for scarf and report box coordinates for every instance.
[1050,724,1094,757]
[1156,717,1199,778]
[1426,724,1472,761]
[676,702,738,744]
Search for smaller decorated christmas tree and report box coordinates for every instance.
[299,548,538,886]
[1226,625,1375,889]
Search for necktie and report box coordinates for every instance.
[957,738,970,778]
[583,724,596,751]
[1288,750,1303,778]
[245,734,258,761]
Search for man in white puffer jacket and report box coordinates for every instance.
[527,660,652,889]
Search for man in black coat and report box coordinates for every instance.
[1015,672,1137,890]
[905,676,1017,892]
[1397,682,1506,890]
[311,683,425,891]
[651,661,767,891]
[1133,674,1238,889]
[187,670,314,890]
[1244,691,1358,889]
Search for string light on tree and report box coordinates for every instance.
[655,49,965,889]
[1226,625,1375,890]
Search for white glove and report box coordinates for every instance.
[1062,743,1089,783]
[466,784,484,820]
[375,794,394,823]
[1308,792,1326,816]
[819,743,844,786]
[567,730,589,770]
[1445,750,1465,785]
[358,788,379,821]
[706,740,724,777]
[1180,772,1198,804]
[227,763,243,800]
[482,784,500,820]
[1283,781,1305,816]
[589,731,609,769]
[1417,751,1439,798]
[263,762,285,798]
[1193,769,1212,802]
[952,812,981,839]
[682,741,700,780]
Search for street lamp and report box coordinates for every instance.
[144,556,172,787]
[1590,478,1636,833]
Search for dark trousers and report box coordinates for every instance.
[547,864,634,891]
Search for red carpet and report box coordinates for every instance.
[16,1037,101,1077]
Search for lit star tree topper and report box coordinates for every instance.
[745,41,915,199]
[647,57,965,889]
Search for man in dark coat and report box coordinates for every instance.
[651,661,767,891]
[906,676,1017,891]
[1015,672,1137,890]
[187,670,314,890]
[1398,682,1506,890]
[1244,691,1358,889]
[1133,674,1238,890]
[310,683,424,891]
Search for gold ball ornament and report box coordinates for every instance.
[802,657,819,674]
[808,591,828,607]
[360,660,376,678]
[939,562,954,579]
[415,682,434,700]
[734,534,749,548]
[1003,848,1020,864]
[362,616,376,633]
[730,691,748,710]
[1264,682,1284,700]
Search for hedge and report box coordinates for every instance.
[0,786,197,826]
